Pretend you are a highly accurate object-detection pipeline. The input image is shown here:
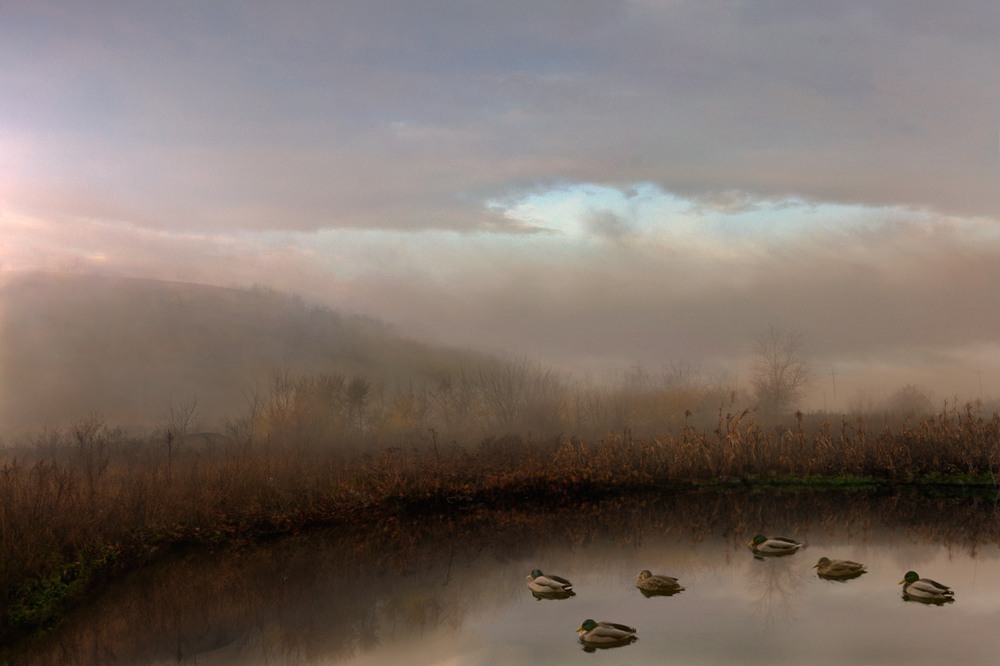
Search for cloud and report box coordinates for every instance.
[4,1,1000,237]
[8,187,996,368]
[3,1,1000,408]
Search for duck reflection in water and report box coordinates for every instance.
[576,619,637,651]
[526,569,575,599]
[745,548,805,630]
[813,557,867,580]
[635,569,685,596]
[899,571,955,604]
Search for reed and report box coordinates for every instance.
[0,403,997,645]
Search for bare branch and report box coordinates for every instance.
[749,325,812,413]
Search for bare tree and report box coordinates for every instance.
[749,326,812,413]
[886,383,935,418]
[265,366,297,435]
[161,394,198,469]
[477,355,562,429]
[427,368,478,435]
[161,394,199,438]
[346,375,371,431]
[224,386,265,448]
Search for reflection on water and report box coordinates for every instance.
[11,491,1000,665]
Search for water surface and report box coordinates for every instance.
[13,491,1000,665]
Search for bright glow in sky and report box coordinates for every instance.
[2,1,1000,406]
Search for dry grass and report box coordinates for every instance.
[0,403,998,645]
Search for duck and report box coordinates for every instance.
[527,569,574,598]
[576,619,637,647]
[748,533,803,556]
[899,571,954,602]
[635,569,685,595]
[813,557,866,579]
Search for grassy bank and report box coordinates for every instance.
[1,404,998,646]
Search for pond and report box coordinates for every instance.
[11,490,1000,665]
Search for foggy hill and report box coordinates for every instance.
[0,272,479,435]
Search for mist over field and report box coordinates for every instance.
[0,271,995,440]
[2,2,1000,435]
[0,272,485,434]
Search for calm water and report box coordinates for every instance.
[13,491,1000,665]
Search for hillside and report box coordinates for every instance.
[0,272,477,435]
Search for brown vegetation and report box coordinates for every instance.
[1,396,998,647]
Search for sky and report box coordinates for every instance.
[2,0,1000,409]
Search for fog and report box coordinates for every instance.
[0,272,994,439]
[2,2,999,433]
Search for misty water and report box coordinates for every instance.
[15,491,1000,665]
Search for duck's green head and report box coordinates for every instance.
[900,571,919,585]
[529,569,543,579]
[577,619,598,632]
[749,534,767,546]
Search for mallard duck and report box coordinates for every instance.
[576,619,637,647]
[635,569,684,595]
[899,571,954,602]
[814,557,866,579]
[748,533,803,556]
[527,569,574,597]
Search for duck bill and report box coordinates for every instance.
[897,579,905,585]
